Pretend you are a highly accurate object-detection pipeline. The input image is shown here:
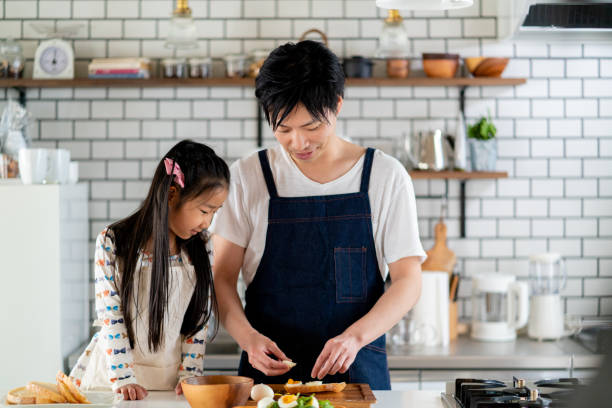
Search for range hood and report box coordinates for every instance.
[497,0,612,41]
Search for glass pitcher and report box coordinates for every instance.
[528,253,566,295]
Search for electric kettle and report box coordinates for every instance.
[471,274,529,342]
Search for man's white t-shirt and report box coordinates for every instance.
[211,145,426,287]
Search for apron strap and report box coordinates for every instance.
[360,148,376,194]
[258,149,279,198]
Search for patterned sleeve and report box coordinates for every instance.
[94,229,139,391]
[178,324,208,382]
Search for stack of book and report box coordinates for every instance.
[88,58,151,79]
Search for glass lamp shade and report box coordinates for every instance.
[376,0,473,10]
[376,17,410,58]
[165,15,198,49]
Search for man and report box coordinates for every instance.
[211,40,425,390]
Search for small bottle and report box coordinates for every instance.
[4,38,24,78]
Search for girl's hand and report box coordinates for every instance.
[244,331,292,376]
[175,381,183,395]
[116,384,148,400]
[311,332,361,379]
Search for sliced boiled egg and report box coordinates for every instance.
[256,396,275,408]
[305,395,319,408]
[305,381,322,386]
[278,394,299,408]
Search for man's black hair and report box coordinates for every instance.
[255,40,345,130]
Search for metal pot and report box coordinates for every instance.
[343,56,373,78]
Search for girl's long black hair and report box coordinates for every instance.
[108,140,230,352]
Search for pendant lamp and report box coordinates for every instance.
[165,0,198,49]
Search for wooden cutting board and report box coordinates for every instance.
[233,383,376,408]
[421,220,456,274]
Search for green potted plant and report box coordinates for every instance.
[467,114,497,171]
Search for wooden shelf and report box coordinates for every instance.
[0,77,527,88]
[409,170,508,180]
[0,78,254,88]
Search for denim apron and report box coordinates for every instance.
[237,148,391,390]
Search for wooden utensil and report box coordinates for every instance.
[421,219,456,274]
[236,383,376,408]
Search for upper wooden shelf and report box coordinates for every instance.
[0,77,527,88]
[409,170,508,180]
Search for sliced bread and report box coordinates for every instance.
[26,381,67,403]
[57,371,91,404]
[5,386,37,405]
[283,381,346,394]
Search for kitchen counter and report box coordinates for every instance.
[113,390,444,408]
[203,336,603,372]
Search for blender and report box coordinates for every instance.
[471,274,529,342]
[528,253,566,341]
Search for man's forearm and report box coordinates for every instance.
[344,262,421,348]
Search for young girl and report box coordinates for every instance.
[70,140,230,401]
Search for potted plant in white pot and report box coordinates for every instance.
[467,114,497,171]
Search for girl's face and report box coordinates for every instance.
[168,187,228,241]
[274,98,343,163]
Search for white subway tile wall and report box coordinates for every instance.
[1,0,611,318]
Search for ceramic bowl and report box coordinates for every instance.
[422,53,460,78]
[181,375,254,408]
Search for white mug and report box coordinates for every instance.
[45,149,71,184]
[18,148,48,184]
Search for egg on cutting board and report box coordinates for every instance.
[278,394,299,408]
[251,383,274,401]
[257,396,276,408]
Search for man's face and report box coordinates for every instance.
[273,99,343,163]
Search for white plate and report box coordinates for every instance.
[2,391,121,407]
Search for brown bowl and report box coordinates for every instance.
[423,59,459,78]
[182,375,254,408]
[422,53,459,78]
[465,57,509,77]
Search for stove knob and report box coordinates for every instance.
[530,389,539,401]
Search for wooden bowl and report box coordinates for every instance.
[464,57,485,74]
[465,57,509,77]
[182,376,254,408]
[422,53,459,78]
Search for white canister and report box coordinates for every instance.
[45,149,71,184]
[68,161,79,184]
[408,271,450,347]
[18,148,48,184]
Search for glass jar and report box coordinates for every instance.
[161,58,187,78]
[223,54,247,78]
[247,49,270,78]
[376,10,411,79]
[188,57,212,78]
[3,38,24,79]
[0,40,8,78]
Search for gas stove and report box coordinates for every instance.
[440,377,583,408]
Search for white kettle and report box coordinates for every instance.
[471,274,529,342]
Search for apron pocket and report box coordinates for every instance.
[334,247,367,303]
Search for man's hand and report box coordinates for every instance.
[311,332,361,379]
[244,331,293,376]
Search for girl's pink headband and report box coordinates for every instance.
[164,158,185,188]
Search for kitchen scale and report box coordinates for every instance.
[30,23,81,79]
